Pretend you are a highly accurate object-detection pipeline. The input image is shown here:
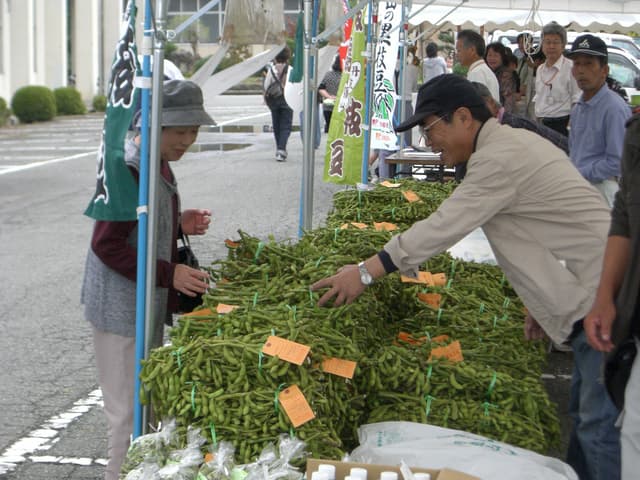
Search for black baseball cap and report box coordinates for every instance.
[395,74,486,132]
[566,34,608,59]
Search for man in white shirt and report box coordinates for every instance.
[535,22,581,136]
[456,30,500,103]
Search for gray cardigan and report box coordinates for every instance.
[81,139,178,339]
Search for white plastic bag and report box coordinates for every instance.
[350,422,577,480]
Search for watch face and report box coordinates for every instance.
[358,263,373,285]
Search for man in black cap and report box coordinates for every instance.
[567,34,630,208]
[311,73,620,480]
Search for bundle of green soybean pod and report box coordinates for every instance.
[138,180,559,465]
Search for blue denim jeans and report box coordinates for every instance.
[567,323,621,480]
[267,97,293,151]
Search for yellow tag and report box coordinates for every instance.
[417,292,442,309]
[279,385,316,427]
[401,271,434,285]
[321,357,357,379]
[402,190,422,203]
[432,273,447,286]
[340,222,368,230]
[429,340,464,363]
[182,308,213,317]
[380,180,401,188]
[216,303,238,314]
[262,336,310,365]
[374,221,398,232]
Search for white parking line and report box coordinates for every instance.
[0,389,104,475]
[0,151,97,176]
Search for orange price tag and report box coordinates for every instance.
[374,222,398,232]
[216,303,238,314]
[380,180,402,188]
[401,271,434,285]
[431,334,450,343]
[432,273,447,286]
[429,340,464,363]
[262,336,310,365]
[402,190,422,203]
[279,385,316,427]
[224,239,240,248]
[417,292,442,309]
[340,222,368,230]
[397,331,427,346]
[321,357,357,379]
[182,307,213,317]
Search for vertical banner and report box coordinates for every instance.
[85,0,139,221]
[323,9,367,185]
[370,2,402,151]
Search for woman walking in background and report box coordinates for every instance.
[422,42,447,84]
[264,46,293,162]
[485,42,518,113]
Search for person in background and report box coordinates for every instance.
[584,110,640,480]
[472,81,568,154]
[398,45,421,148]
[535,22,581,136]
[81,80,213,480]
[264,46,293,162]
[318,54,343,133]
[524,48,546,120]
[455,30,500,102]
[515,33,533,116]
[567,34,630,207]
[311,74,620,480]
[422,41,447,84]
[485,42,518,113]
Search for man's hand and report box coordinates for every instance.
[584,301,616,352]
[310,264,366,307]
[181,209,212,236]
[524,312,546,341]
[173,264,209,297]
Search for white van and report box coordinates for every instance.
[566,32,640,61]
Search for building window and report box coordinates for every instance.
[0,0,4,74]
[167,0,226,44]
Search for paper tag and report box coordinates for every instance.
[402,190,422,203]
[224,239,241,248]
[432,272,447,286]
[429,340,464,363]
[216,303,238,314]
[374,221,398,232]
[401,271,434,285]
[397,331,427,346]
[431,334,450,343]
[279,385,315,427]
[322,357,357,379]
[183,308,213,317]
[262,336,310,365]
[340,222,368,230]
[380,180,402,188]
[417,292,442,308]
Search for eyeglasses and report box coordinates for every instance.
[542,40,563,46]
[418,115,445,141]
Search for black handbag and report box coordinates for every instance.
[176,232,204,313]
[604,336,637,410]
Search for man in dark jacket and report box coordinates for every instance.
[585,112,640,480]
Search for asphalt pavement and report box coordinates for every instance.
[0,94,573,479]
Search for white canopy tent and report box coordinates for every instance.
[408,0,640,33]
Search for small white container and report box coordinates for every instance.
[311,472,329,480]
[318,465,336,480]
[413,474,431,480]
[350,467,368,480]
[380,472,398,480]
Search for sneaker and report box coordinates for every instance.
[275,152,286,162]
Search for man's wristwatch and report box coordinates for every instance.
[357,261,374,286]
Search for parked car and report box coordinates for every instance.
[607,46,640,102]
[566,31,640,61]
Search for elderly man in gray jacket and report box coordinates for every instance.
[312,74,620,480]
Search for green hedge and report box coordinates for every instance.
[92,94,107,112]
[54,86,86,115]
[0,96,10,126]
[11,86,56,123]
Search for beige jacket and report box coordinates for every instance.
[384,118,610,344]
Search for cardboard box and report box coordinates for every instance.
[307,459,480,480]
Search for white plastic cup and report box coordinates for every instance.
[350,468,368,480]
[380,472,398,480]
[318,465,336,480]
[414,474,431,480]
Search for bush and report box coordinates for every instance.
[11,85,56,123]
[92,94,107,112]
[54,86,87,115]
[0,96,10,127]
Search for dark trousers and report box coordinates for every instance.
[323,109,333,133]
[541,115,570,136]
[267,97,293,151]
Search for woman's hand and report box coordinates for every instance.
[173,264,209,297]
[181,209,211,236]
